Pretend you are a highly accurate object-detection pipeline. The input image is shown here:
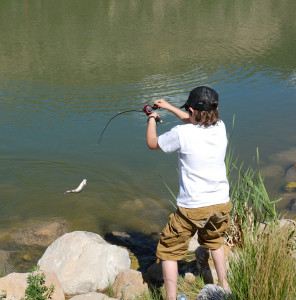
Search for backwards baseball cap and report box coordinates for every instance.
[180,86,219,111]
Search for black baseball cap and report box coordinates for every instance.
[180,86,219,111]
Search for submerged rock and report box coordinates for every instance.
[284,164,296,182]
[287,198,296,211]
[0,250,15,275]
[12,219,69,247]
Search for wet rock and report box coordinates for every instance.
[12,219,69,247]
[104,231,158,272]
[0,270,64,300]
[112,269,149,299]
[22,254,31,262]
[38,231,130,295]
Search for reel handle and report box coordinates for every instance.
[143,104,162,123]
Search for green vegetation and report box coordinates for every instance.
[137,275,204,300]
[1,265,5,278]
[228,224,296,300]
[21,265,54,300]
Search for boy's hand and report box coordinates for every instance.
[149,112,160,118]
[148,112,162,123]
[154,99,172,110]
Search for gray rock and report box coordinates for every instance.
[196,284,232,300]
[38,231,130,295]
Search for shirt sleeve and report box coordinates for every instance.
[158,126,180,153]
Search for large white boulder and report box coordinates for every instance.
[38,231,130,295]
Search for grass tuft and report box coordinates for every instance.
[228,223,296,300]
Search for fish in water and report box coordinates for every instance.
[64,179,87,195]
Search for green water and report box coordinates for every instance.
[0,0,296,240]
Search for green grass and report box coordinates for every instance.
[136,274,205,300]
[224,117,280,247]
[228,223,296,300]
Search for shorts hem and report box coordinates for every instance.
[156,253,184,261]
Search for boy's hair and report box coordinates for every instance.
[193,103,220,127]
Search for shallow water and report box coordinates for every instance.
[0,0,296,241]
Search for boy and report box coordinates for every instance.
[146,86,232,300]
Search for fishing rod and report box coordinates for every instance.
[97,104,162,149]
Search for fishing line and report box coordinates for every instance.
[97,109,141,149]
[97,105,161,150]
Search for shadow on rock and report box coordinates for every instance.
[104,231,159,273]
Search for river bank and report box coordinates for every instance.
[0,215,295,299]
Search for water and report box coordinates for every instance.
[1,0,296,240]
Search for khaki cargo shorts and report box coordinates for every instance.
[156,202,232,261]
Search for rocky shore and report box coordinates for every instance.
[0,218,295,299]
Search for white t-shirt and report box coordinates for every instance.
[158,120,229,208]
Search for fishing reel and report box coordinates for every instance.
[143,104,162,123]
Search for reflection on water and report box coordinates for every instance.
[0,0,296,242]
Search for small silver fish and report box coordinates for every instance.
[64,179,87,195]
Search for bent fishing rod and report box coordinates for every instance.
[97,104,162,149]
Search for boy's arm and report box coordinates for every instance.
[146,112,160,150]
[154,99,190,123]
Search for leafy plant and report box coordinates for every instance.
[21,265,55,300]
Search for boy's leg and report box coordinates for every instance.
[210,246,230,291]
[162,260,178,300]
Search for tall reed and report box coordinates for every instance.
[225,116,279,233]
[228,224,296,300]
